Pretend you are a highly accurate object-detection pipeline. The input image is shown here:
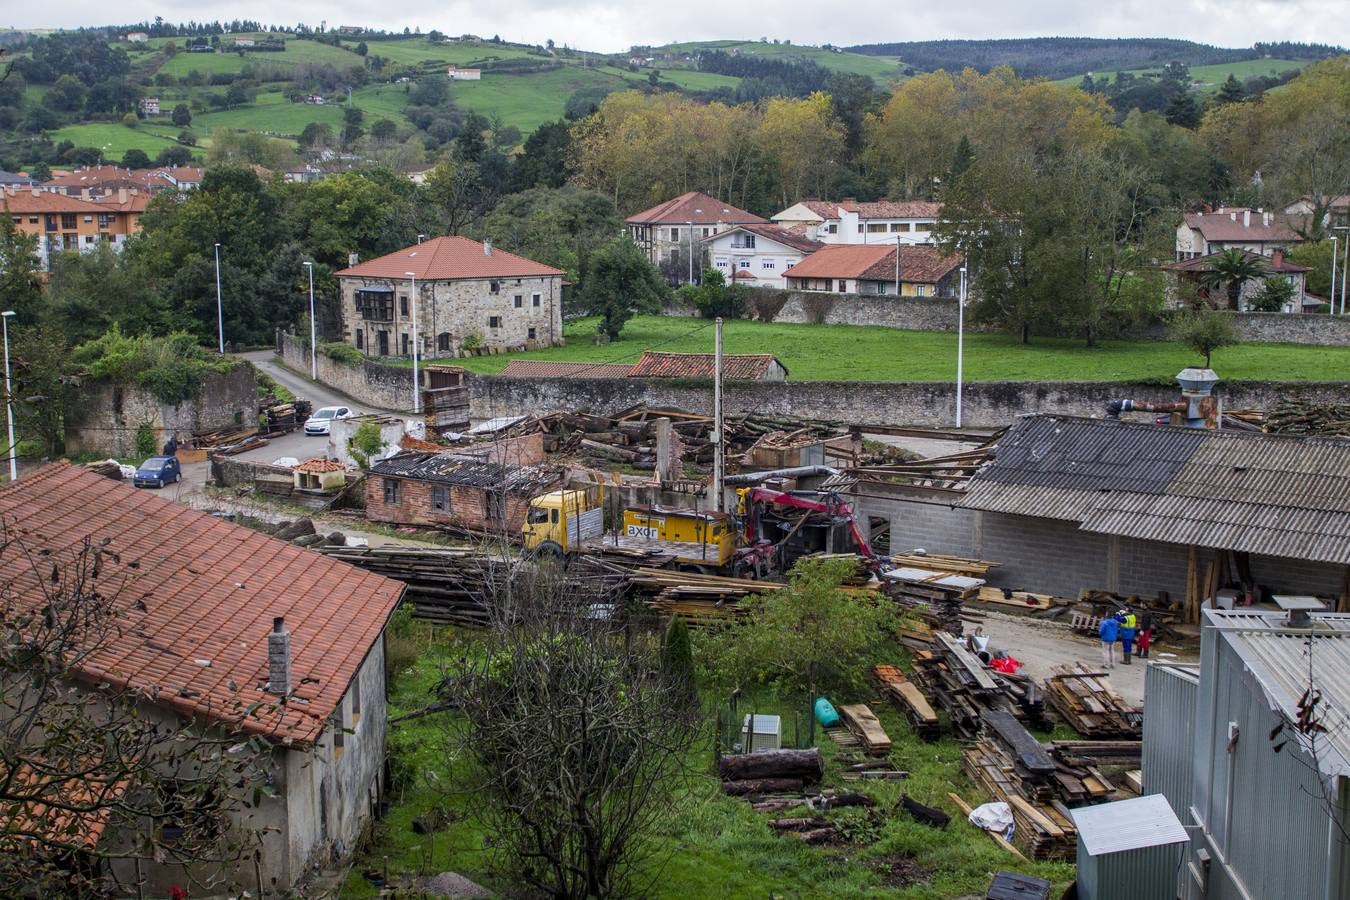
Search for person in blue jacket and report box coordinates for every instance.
[1119,609,1137,666]
[1098,615,1119,669]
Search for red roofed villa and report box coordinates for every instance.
[783,244,963,297]
[773,198,943,246]
[336,235,564,359]
[625,191,767,281]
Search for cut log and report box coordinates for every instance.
[718,748,825,782]
[720,777,804,795]
[796,826,837,844]
[768,817,829,831]
[900,794,950,829]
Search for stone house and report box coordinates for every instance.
[0,463,406,896]
[625,191,766,282]
[772,199,942,246]
[366,451,564,534]
[1174,207,1302,260]
[782,244,963,297]
[704,224,823,290]
[336,236,564,359]
[1163,249,1312,311]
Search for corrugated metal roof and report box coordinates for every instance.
[1070,794,1189,856]
[372,452,562,495]
[1215,611,1350,777]
[960,415,1350,564]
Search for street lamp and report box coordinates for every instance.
[214,242,224,353]
[404,271,420,415]
[1331,236,1339,315]
[2,311,16,482]
[302,262,317,379]
[955,267,967,429]
[1335,226,1350,315]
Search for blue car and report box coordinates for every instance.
[133,455,182,488]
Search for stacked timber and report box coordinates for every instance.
[1265,398,1350,437]
[1050,741,1142,768]
[634,567,782,627]
[1044,663,1143,738]
[315,546,510,625]
[718,749,824,796]
[912,633,1020,738]
[837,704,892,757]
[883,567,983,637]
[872,664,939,740]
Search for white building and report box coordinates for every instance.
[705,224,823,290]
[1175,208,1302,260]
[125,31,148,43]
[138,97,160,116]
[773,199,942,246]
[447,66,483,81]
[625,191,767,283]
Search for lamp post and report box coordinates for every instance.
[2,311,15,482]
[302,262,317,379]
[955,266,967,429]
[1335,226,1350,315]
[687,220,694,285]
[405,272,420,414]
[214,242,224,353]
[1332,236,1339,315]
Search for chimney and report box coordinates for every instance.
[1229,211,1237,222]
[1272,248,1284,268]
[1176,368,1220,428]
[1264,211,1271,226]
[267,617,291,697]
[118,188,127,204]
[1243,209,1250,227]
[483,239,492,256]
[348,251,359,267]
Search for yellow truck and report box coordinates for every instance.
[522,488,736,572]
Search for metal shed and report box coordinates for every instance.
[1070,794,1188,900]
[1141,662,1199,826]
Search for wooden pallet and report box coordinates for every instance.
[873,664,940,740]
[1044,663,1142,738]
[838,703,892,757]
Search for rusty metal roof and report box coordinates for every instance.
[0,463,406,748]
[373,452,563,495]
[961,415,1350,564]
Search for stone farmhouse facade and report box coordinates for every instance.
[336,236,564,359]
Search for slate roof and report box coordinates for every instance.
[630,350,786,380]
[373,452,564,495]
[1183,209,1300,243]
[0,463,405,747]
[959,415,1350,564]
[625,191,767,226]
[496,360,637,379]
[336,236,564,281]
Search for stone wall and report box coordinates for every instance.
[66,363,258,456]
[470,374,1350,429]
[279,332,413,410]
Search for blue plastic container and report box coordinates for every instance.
[814,696,840,728]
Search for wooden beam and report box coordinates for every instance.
[946,792,1030,862]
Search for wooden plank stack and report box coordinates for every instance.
[315,545,513,625]
[838,703,892,757]
[631,567,783,627]
[872,664,939,740]
[1044,663,1143,738]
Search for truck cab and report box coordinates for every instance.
[523,489,603,554]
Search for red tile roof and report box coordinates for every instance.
[718,223,824,254]
[1183,209,1300,243]
[630,351,785,380]
[336,236,563,281]
[0,760,128,852]
[496,360,637,378]
[1165,249,1310,274]
[625,191,767,226]
[792,199,942,219]
[0,463,405,747]
[783,244,961,283]
[1,189,110,214]
[295,458,348,473]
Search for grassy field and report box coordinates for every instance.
[658,40,909,83]
[48,122,188,157]
[346,38,541,68]
[447,67,631,133]
[424,315,1350,383]
[191,91,346,137]
[158,40,364,78]
[338,623,1075,899]
[1055,58,1309,92]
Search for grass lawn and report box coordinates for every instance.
[657,40,909,83]
[158,41,363,78]
[339,624,1074,899]
[350,38,541,68]
[410,315,1350,383]
[1055,58,1309,92]
[447,67,632,134]
[48,122,189,158]
[192,91,345,137]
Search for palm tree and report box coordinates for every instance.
[1199,248,1268,310]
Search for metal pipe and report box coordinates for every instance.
[405,271,420,415]
[722,465,840,486]
[214,242,224,353]
[1104,399,1188,420]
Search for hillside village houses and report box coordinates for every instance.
[782,244,964,297]
[336,235,564,359]
[42,164,205,197]
[1174,207,1302,259]
[625,191,767,281]
[705,224,823,290]
[772,199,942,245]
[446,66,482,80]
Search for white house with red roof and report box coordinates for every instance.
[1175,207,1302,260]
[624,191,767,281]
[782,244,963,297]
[704,223,824,290]
[772,199,943,246]
[336,236,564,359]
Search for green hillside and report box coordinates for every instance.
[656,40,909,83]
[1055,57,1311,92]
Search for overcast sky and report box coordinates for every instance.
[12,1,1350,53]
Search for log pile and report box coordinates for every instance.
[192,425,268,455]
[718,749,824,796]
[83,459,125,480]
[837,704,892,757]
[1049,741,1142,768]
[884,567,984,637]
[1044,663,1143,738]
[872,664,939,741]
[632,567,781,626]
[314,545,512,625]
[1265,398,1350,437]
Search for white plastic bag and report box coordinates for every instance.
[968,801,1014,836]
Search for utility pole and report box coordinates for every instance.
[405,272,421,414]
[214,243,224,353]
[1332,236,1339,315]
[712,317,724,512]
[956,266,967,429]
[687,220,694,285]
[2,311,16,482]
[302,262,317,379]
[1335,226,1349,315]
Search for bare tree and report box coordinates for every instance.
[437,566,702,898]
[0,530,273,896]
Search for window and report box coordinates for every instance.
[350,679,361,729]
[670,227,680,242]
[355,329,364,350]
[10,216,18,224]
[731,234,756,249]
[431,485,450,513]
[532,293,541,308]
[83,215,93,223]
[399,295,409,317]
[838,280,847,292]
[761,260,775,269]
[44,215,56,232]
[488,316,502,329]
[354,290,394,322]
[61,213,77,230]
[737,258,751,269]
[84,235,94,244]
[702,227,711,237]
[866,223,887,233]
[383,479,400,504]
[401,333,410,355]
[715,258,729,269]
[892,222,911,232]
[27,215,38,225]
[513,294,523,309]
[489,280,500,293]
[856,224,864,233]
[485,492,505,521]
[916,284,929,297]
[437,332,451,351]
[527,327,537,340]
[332,708,345,759]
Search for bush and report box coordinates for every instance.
[134,422,157,457]
[1250,276,1296,313]
[121,112,138,128]
[1168,308,1240,367]
[689,268,747,319]
[661,618,696,705]
[71,327,239,405]
[461,333,482,350]
[347,420,386,470]
[320,342,363,365]
[384,602,419,684]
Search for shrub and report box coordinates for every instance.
[801,292,836,325]
[384,602,419,684]
[461,332,482,350]
[746,288,792,322]
[320,342,363,365]
[71,326,238,405]
[1169,308,1240,367]
[1250,276,1296,313]
[134,422,157,457]
[347,420,386,470]
[661,618,696,705]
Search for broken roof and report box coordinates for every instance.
[0,463,405,747]
[630,350,786,380]
[959,415,1350,564]
[625,191,767,226]
[372,452,563,495]
[336,235,564,281]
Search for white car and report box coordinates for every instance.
[304,406,353,436]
